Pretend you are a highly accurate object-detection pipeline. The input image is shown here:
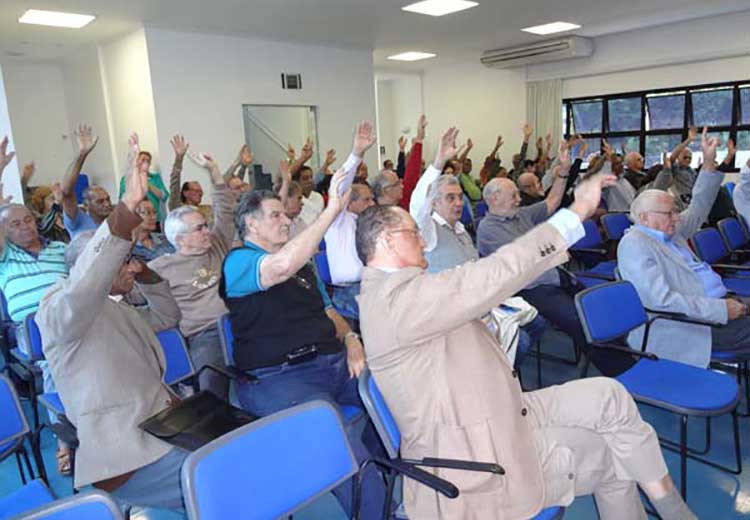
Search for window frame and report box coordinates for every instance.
[564,79,750,172]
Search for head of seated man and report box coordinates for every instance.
[442,159,460,176]
[625,151,644,172]
[65,229,142,295]
[136,199,158,233]
[430,175,464,227]
[227,176,250,200]
[163,206,211,255]
[236,190,291,252]
[630,189,681,238]
[677,147,693,169]
[483,178,521,217]
[82,186,113,223]
[348,183,376,215]
[372,170,403,206]
[293,166,315,198]
[523,159,536,174]
[383,159,394,171]
[137,151,152,174]
[356,204,427,270]
[180,181,204,206]
[354,162,369,183]
[462,157,472,175]
[283,181,304,221]
[517,172,544,198]
[0,204,42,252]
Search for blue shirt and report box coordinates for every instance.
[636,224,727,298]
[131,233,175,262]
[63,210,98,240]
[223,241,332,307]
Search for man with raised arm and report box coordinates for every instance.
[37,134,184,511]
[355,126,695,520]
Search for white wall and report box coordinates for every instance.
[0,65,23,203]
[98,28,161,192]
[144,27,378,185]
[1,63,71,189]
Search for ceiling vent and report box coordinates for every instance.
[281,73,302,90]
[480,36,593,69]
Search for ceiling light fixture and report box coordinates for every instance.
[387,52,437,62]
[19,9,96,29]
[522,21,581,35]
[402,0,478,17]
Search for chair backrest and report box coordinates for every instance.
[182,400,358,520]
[358,367,401,459]
[691,228,730,264]
[314,251,332,285]
[21,313,45,361]
[318,238,327,251]
[571,220,603,249]
[725,181,736,198]
[0,479,54,519]
[0,374,31,446]
[475,200,488,219]
[156,328,196,386]
[739,215,750,241]
[574,281,648,344]
[460,195,473,228]
[601,212,632,241]
[217,314,235,368]
[22,489,123,519]
[718,217,748,251]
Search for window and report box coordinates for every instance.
[564,80,750,172]
[688,131,730,168]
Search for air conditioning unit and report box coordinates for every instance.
[480,36,593,69]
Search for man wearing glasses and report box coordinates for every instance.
[618,129,750,367]
[148,146,235,400]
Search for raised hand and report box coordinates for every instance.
[22,162,35,183]
[522,123,533,141]
[496,135,504,148]
[352,121,376,157]
[434,127,460,171]
[558,140,571,170]
[535,136,544,149]
[286,143,296,162]
[725,138,736,164]
[75,124,99,156]
[240,144,253,166]
[170,134,189,158]
[570,171,617,221]
[0,137,15,171]
[123,134,148,211]
[324,148,336,167]
[300,138,314,162]
[51,182,63,204]
[416,115,427,143]
[545,133,553,149]
[701,127,719,167]
[687,126,699,142]
[327,166,352,214]
[188,150,219,171]
[602,139,614,159]
[577,136,589,159]
[662,151,672,170]
[398,136,407,151]
[0,183,13,205]
[278,159,292,186]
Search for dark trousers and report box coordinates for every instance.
[712,316,750,353]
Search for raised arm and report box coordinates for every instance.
[677,129,724,238]
[544,142,571,215]
[400,115,427,210]
[167,134,189,210]
[670,125,699,163]
[734,157,750,224]
[289,138,314,178]
[187,150,234,248]
[62,125,98,219]
[512,123,533,174]
[396,137,407,179]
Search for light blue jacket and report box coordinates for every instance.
[617,167,725,367]
[733,162,750,227]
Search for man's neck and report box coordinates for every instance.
[18,239,43,255]
[244,235,283,253]
[489,206,516,217]
[135,229,151,243]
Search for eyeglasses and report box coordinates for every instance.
[388,227,421,238]
[648,209,680,217]
[384,180,403,190]
[186,222,209,233]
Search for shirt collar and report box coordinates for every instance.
[243,240,270,254]
[636,224,669,243]
[432,212,466,234]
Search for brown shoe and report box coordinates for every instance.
[56,446,72,476]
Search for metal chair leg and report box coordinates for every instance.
[680,415,687,499]
[15,451,27,485]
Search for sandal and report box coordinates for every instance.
[56,447,72,476]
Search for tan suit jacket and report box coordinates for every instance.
[359,222,569,519]
[38,206,182,488]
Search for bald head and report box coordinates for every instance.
[483,178,520,215]
[624,152,644,172]
[630,189,679,236]
[356,205,427,270]
[517,172,543,197]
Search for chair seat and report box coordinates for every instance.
[616,358,739,415]
[534,506,564,520]
[38,392,65,416]
[587,261,616,277]
[0,479,54,518]
[341,405,363,423]
[576,275,611,288]
[723,276,750,296]
[711,350,750,363]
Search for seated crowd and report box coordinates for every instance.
[2,108,749,520]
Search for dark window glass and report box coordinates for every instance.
[737,130,750,169]
[646,94,685,129]
[606,136,640,155]
[741,88,750,125]
[688,131,730,168]
[571,101,602,133]
[645,134,683,167]
[692,88,733,127]
[608,97,641,132]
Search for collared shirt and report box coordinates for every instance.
[603,176,636,212]
[476,202,560,288]
[131,233,176,262]
[63,210,99,240]
[299,191,325,226]
[324,210,362,284]
[223,240,332,308]
[0,239,68,322]
[636,224,727,298]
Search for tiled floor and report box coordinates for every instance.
[3,329,750,519]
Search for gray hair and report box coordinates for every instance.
[428,175,461,207]
[371,173,392,201]
[482,178,504,201]
[355,204,404,264]
[350,182,373,202]
[65,229,97,270]
[163,206,198,246]
[235,190,279,239]
[629,189,671,224]
[0,204,29,226]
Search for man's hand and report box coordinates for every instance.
[576,135,588,159]
[0,136,15,171]
[662,151,672,170]
[569,172,617,221]
[300,138,314,162]
[727,299,747,321]
[286,143,296,162]
[415,115,427,143]
[602,139,615,159]
[352,120,376,157]
[324,148,337,167]
[51,182,63,204]
[22,162,35,183]
[535,136,544,150]
[278,159,292,187]
[724,138,736,165]
[345,334,366,379]
[433,126,460,171]
[326,167,352,214]
[558,140,571,170]
[188,150,218,171]
[122,134,148,211]
[687,125,699,142]
[522,123,533,141]
[170,134,189,158]
[465,138,474,152]
[240,144,253,166]
[0,183,13,205]
[700,127,718,168]
[545,133,553,150]
[399,136,407,151]
[75,124,98,157]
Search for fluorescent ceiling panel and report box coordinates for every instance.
[402,0,478,17]
[19,9,96,29]
[522,21,581,35]
[387,52,437,62]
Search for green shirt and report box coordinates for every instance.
[458,172,482,202]
[119,172,169,222]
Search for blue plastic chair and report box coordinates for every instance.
[569,221,616,287]
[319,238,327,251]
[600,212,632,242]
[575,281,742,499]
[691,228,750,291]
[475,200,488,219]
[9,313,46,431]
[156,328,196,387]
[0,374,38,486]
[182,400,359,520]
[314,251,333,285]
[718,217,750,253]
[0,479,54,519]
[21,489,123,519]
[357,368,562,519]
[725,181,736,198]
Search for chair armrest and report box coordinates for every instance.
[570,247,608,256]
[574,272,615,281]
[645,310,717,327]
[8,362,32,381]
[50,419,79,448]
[592,341,659,360]
[196,363,258,385]
[372,458,459,499]
[712,263,750,272]
[408,457,504,475]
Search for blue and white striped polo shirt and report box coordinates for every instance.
[0,239,68,322]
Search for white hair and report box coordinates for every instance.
[428,175,461,207]
[163,205,199,246]
[629,189,672,224]
[482,178,504,201]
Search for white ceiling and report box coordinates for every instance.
[1,0,749,66]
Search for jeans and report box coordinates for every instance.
[236,352,386,520]
[187,326,229,400]
[517,314,548,368]
[332,283,361,320]
[110,448,188,512]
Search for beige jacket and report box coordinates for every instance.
[358,222,570,519]
[38,205,182,488]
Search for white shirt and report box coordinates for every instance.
[289,216,307,239]
[323,153,365,284]
[299,191,325,226]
